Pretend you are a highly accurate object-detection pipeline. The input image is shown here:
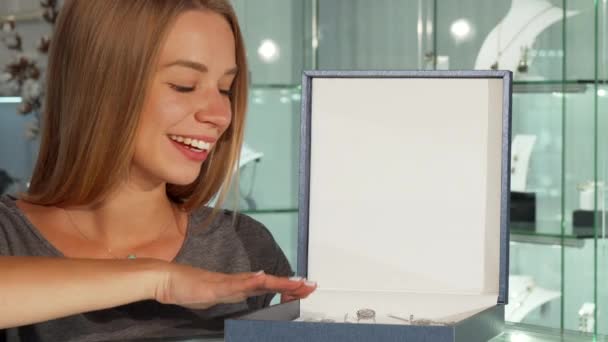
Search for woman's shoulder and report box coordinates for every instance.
[190,206,271,238]
[0,194,41,255]
[0,195,13,236]
[189,206,285,258]
[0,194,24,225]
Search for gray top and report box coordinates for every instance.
[0,195,292,342]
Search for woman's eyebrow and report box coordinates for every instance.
[162,59,238,75]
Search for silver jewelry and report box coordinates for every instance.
[343,309,376,324]
[388,314,455,326]
[356,308,376,323]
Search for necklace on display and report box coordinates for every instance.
[508,284,534,315]
[63,206,178,259]
[491,5,553,70]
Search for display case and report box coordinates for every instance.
[0,0,607,339]
[228,0,608,338]
[432,0,607,336]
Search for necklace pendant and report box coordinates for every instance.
[127,254,137,259]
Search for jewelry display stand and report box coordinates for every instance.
[505,275,561,323]
[578,302,595,333]
[572,182,607,238]
[510,135,536,192]
[509,135,537,231]
[238,143,264,169]
[474,0,578,76]
[208,143,263,208]
[226,70,512,342]
[237,143,263,210]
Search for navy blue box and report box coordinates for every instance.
[226,70,512,342]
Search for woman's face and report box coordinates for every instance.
[132,10,237,188]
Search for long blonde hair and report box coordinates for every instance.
[24,0,248,212]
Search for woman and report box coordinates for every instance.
[0,0,315,341]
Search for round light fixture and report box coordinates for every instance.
[450,19,472,42]
[257,39,280,63]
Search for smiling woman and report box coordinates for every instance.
[25,1,245,211]
[0,1,316,341]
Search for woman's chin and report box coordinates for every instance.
[166,171,200,186]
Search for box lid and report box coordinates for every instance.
[297,70,511,305]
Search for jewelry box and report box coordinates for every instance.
[226,70,512,342]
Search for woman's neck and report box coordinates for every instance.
[64,181,180,251]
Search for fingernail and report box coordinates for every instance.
[305,281,317,287]
[255,270,265,276]
[289,276,303,281]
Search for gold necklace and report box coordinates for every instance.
[63,205,178,259]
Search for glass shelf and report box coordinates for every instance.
[248,79,607,94]
[491,323,608,342]
[514,80,608,84]
[248,81,603,92]
[241,208,298,215]
[250,84,301,90]
[511,230,586,248]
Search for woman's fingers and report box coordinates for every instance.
[259,274,305,290]
[283,283,316,297]
[245,274,317,300]
[223,273,317,299]
[211,272,268,303]
[279,280,316,301]
[160,264,318,310]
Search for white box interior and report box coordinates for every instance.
[301,77,505,324]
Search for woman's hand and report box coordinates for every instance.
[280,276,317,303]
[154,262,316,309]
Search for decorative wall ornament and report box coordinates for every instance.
[0,0,61,139]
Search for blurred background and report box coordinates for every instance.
[0,0,607,338]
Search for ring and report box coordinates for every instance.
[356,308,376,323]
[388,313,454,326]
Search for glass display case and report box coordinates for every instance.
[227,0,608,337]
[431,0,607,336]
[1,0,606,339]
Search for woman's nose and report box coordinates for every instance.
[193,89,232,129]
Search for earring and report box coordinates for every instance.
[517,46,529,73]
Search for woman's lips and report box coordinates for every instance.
[169,137,209,162]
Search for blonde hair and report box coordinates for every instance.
[25,0,248,212]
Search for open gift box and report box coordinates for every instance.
[226,70,512,342]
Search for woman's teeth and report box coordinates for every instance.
[169,135,211,151]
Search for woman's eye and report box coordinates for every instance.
[220,89,233,97]
[169,83,195,93]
